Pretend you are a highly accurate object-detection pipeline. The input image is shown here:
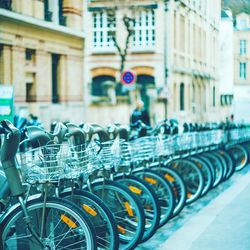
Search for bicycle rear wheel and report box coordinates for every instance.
[1,197,97,250]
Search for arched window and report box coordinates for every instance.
[180,83,185,111]
[92,75,115,96]
[136,74,155,110]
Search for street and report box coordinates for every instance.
[138,166,250,250]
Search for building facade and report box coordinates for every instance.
[233,12,250,123]
[219,9,234,120]
[84,0,221,125]
[0,0,84,128]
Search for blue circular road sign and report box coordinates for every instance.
[121,70,136,85]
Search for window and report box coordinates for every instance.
[180,83,185,111]
[52,54,60,103]
[239,19,248,29]
[220,95,233,106]
[192,83,195,112]
[25,49,36,65]
[180,15,185,52]
[25,49,35,60]
[240,62,247,80]
[240,40,247,55]
[25,73,36,102]
[137,74,155,110]
[133,9,155,49]
[0,0,12,10]
[92,11,116,49]
[212,86,216,107]
[44,0,66,25]
[44,0,52,21]
[92,75,115,96]
[58,0,66,26]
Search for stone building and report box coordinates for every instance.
[219,9,234,121]
[84,0,221,125]
[233,12,250,123]
[0,0,84,128]
[0,0,222,128]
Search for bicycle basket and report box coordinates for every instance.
[95,139,123,170]
[18,144,67,183]
[63,143,97,179]
[130,136,157,162]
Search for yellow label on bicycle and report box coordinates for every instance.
[82,204,97,217]
[173,163,178,168]
[144,177,157,185]
[117,224,126,234]
[172,186,178,197]
[129,186,142,195]
[187,192,192,198]
[164,174,175,182]
[124,201,134,216]
[61,214,77,228]
[241,157,246,164]
[197,163,202,168]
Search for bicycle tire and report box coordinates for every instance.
[202,152,224,188]
[133,169,175,228]
[217,150,235,180]
[166,159,205,204]
[115,175,160,243]
[61,188,119,250]
[189,156,213,196]
[151,164,187,217]
[226,144,248,171]
[89,180,145,250]
[1,197,97,250]
[212,151,228,181]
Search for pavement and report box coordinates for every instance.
[138,165,250,250]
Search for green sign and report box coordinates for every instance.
[0,85,14,122]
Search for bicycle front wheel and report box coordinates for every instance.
[90,180,145,250]
[1,197,97,250]
[61,189,119,250]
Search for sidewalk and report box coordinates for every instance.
[159,169,250,250]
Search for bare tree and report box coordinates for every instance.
[107,11,135,74]
[106,0,137,74]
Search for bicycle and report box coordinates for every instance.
[0,120,97,250]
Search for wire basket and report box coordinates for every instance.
[130,136,157,163]
[162,136,176,156]
[63,144,98,179]
[18,143,95,183]
[119,141,132,167]
[95,139,124,170]
[18,144,66,183]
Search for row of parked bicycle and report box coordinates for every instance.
[0,118,250,250]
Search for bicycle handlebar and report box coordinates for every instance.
[0,120,24,196]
